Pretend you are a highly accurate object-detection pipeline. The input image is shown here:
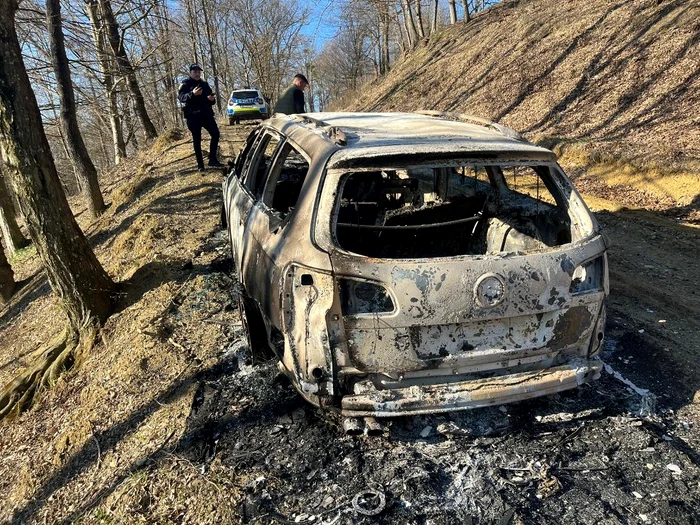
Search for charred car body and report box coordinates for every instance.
[222,111,608,420]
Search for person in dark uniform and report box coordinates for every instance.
[273,73,309,115]
[178,64,223,171]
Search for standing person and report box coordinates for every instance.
[178,64,223,171]
[274,73,309,115]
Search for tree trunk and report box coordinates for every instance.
[201,2,222,113]
[47,0,105,218]
[0,0,114,329]
[402,1,419,48]
[382,7,390,72]
[462,0,471,22]
[86,0,126,164]
[99,0,158,141]
[0,0,115,418]
[122,94,139,152]
[0,173,29,255]
[414,0,425,39]
[0,236,14,306]
[184,0,200,66]
[158,0,180,127]
[431,0,439,34]
[448,0,457,24]
[396,4,411,50]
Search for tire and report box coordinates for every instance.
[220,204,227,229]
[238,292,275,363]
[228,116,235,126]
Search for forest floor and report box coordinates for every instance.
[1,123,699,524]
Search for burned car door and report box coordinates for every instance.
[242,140,312,324]
[230,130,281,278]
[227,128,260,275]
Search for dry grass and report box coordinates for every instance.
[0,126,244,524]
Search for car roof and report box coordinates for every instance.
[269,112,557,167]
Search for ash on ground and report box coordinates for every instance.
[177,234,700,524]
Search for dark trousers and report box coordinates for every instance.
[186,113,220,168]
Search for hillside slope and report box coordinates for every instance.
[349,0,699,181]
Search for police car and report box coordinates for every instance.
[227,88,269,125]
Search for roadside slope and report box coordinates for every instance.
[347,0,700,211]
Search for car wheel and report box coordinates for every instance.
[228,116,234,126]
[238,292,275,363]
[220,204,227,228]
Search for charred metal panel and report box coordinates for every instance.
[342,301,601,374]
[341,359,603,417]
[281,265,336,395]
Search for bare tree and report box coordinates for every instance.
[227,0,310,105]
[99,0,158,141]
[85,1,126,163]
[183,0,201,65]
[462,0,471,22]
[447,0,457,24]
[0,0,115,419]
[379,1,391,72]
[401,0,418,48]
[414,0,425,39]
[201,0,222,112]
[155,0,181,127]
[431,0,439,34]
[47,0,105,218]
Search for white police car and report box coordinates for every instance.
[227,88,269,125]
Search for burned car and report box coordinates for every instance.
[222,111,608,427]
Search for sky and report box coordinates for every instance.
[300,0,341,50]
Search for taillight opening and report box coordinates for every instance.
[570,255,605,294]
[339,279,394,315]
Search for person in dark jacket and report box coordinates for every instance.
[178,64,223,171]
[274,73,308,115]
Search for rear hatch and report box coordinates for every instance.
[317,160,607,386]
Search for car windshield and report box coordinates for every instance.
[333,163,574,258]
[232,90,259,100]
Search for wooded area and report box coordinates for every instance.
[0,0,496,418]
[4,0,496,182]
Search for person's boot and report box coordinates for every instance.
[208,159,224,168]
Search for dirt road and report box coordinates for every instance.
[597,208,700,410]
[0,125,698,524]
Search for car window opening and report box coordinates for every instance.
[334,164,572,258]
[266,144,310,217]
[245,133,281,198]
[232,90,259,100]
